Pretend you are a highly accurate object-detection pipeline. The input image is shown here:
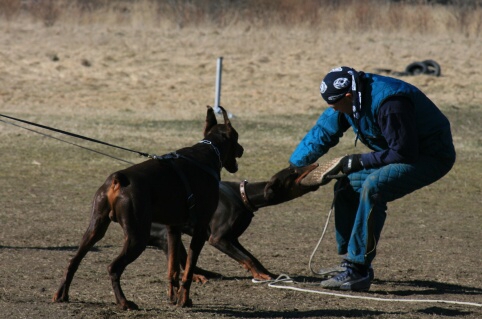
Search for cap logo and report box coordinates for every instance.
[327,92,346,101]
[320,81,327,94]
[333,77,350,89]
[329,67,343,73]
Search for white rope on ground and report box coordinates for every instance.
[252,276,293,284]
[259,192,482,309]
[308,205,333,275]
[308,182,348,276]
[265,275,482,308]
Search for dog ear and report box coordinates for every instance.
[217,106,233,134]
[264,182,275,201]
[204,106,217,136]
[217,106,231,127]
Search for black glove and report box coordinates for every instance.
[340,154,364,174]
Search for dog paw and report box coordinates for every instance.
[252,272,276,281]
[177,297,193,308]
[52,292,69,303]
[119,300,139,311]
[176,287,193,307]
[192,274,209,284]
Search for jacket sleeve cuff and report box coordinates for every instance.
[360,153,371,168]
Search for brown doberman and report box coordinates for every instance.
[52,106,244,310]
[148,163,320,282]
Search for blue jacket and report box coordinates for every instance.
[290,73,456,168]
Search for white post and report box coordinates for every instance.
[213,57,233,118]
[214,57,223,114]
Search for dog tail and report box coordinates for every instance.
[107,172,129,222]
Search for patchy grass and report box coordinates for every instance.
[1,4,481,317]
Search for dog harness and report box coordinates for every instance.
[152,141,222,223]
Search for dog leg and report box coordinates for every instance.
[108,221,149,311]
[209,237,276,280]
[166,225,182,305]
[148,224,220,283]
[177,239,221,284]
[53,200,111,303]
[177,225,208,307]
[231,240,277,280]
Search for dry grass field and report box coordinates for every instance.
[1,1,481,318]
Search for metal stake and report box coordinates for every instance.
[213,57,233,118]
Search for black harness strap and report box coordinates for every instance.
[173,161,197,211]
[154,152,221,224]
[175,153,221,182]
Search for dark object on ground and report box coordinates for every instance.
[374,60,441,77]
[52,106,244,310]
[421,59,442,76]
[405,62,428,75]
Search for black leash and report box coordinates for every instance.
[2,113,225,220]
[0,113,151,160]
[1,113,224,177]
[0,117,136,165]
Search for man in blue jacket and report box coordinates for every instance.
[290,66,456,291]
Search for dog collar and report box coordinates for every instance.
[239,180,258,213]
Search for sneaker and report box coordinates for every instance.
[320,263,371,291]
[317,263,346,277]
[318,260,374,281]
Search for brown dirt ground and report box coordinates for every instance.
[1,17,481,319]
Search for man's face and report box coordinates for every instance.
[329,94,353,114]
